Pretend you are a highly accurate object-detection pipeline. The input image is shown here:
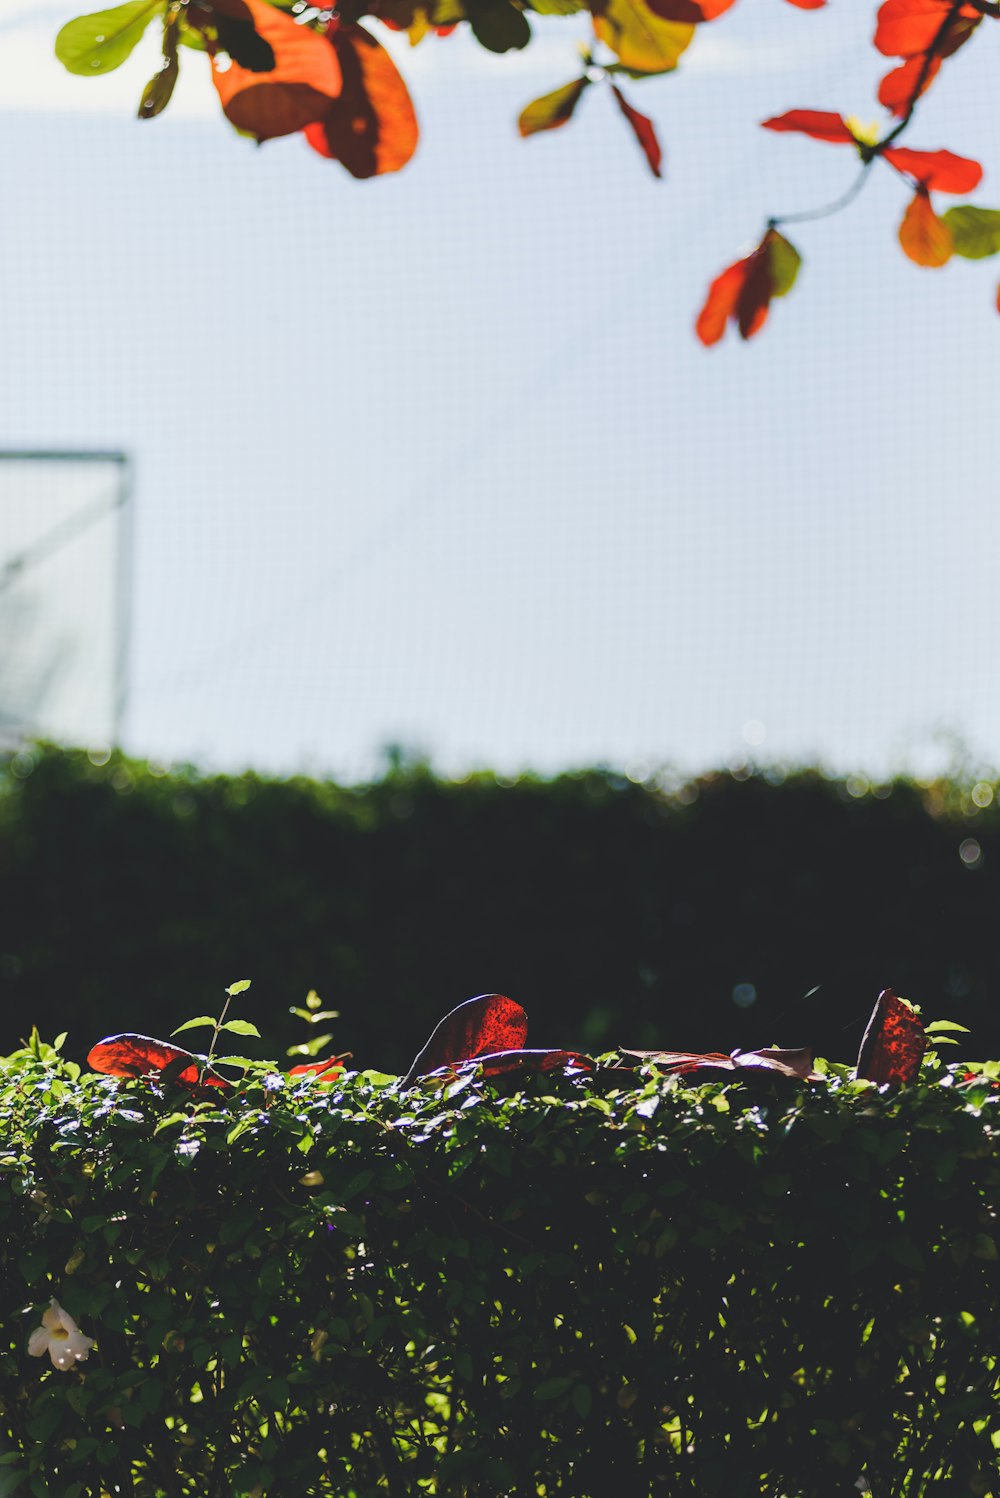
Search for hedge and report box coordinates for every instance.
[2,746,999,1072]
[1,1027,998,1497]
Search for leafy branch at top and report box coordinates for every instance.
[53,0,1000,339]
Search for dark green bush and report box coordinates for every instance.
[2,746,999,1071]
[1,1035,998,1497]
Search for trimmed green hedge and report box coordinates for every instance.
[2,747,999,1072]
[1,1034,998,1496]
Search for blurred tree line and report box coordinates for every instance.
[1,745,996,1071]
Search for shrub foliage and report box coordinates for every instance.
[1,1031,998,1497]
[3,746,1000,1071]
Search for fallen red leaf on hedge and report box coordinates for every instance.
[88,1034,231,1090]
[304,20,418,178]
[620,1046,821,1080]
[288,1054,349,1081]
[462,1048,594,1078]
[856,989,926,1085]
[401,993,530,1087]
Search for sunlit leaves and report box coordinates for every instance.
[87,1033,231,1089]
[518,77,590,136]
[304,21,419,177]
[610,83,662,176]
[695,228,800,346]
[56,0,163,76]
[942,205,1000,259]
[402,993,529,1086]
[203,0,342,142]
[591,0,694,74]
[620,1045,820,1079]
[873,0,981,117]
[899,186,952,266]
[856,988,927,1084]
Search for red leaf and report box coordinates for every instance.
[736,242,772,338]
[878,54,942,113]
[874,0,977,57]
[856,989,927,1085]
[288,1054,348,1081]
[473,1048,594,1077]
[782,0,826,8]
[620,1046,820,1079]
[205,0,341,143]
[87,1034,230,1090]
[304,21,418,178]
[401,994,529,1086]
[695,257,747,346]
[761,110,855,144]
[882,146,982,194]
[610,84,662,178]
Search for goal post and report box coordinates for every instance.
[0,451,132,752]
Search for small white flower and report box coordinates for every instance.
[27,1298,94,1371]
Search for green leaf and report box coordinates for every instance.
[519,78,590,138]
[56,1,163,76]
[924,1020,971,1034]
[592,0,693,75]
[768,231,801,298]
[220,1019,261,1038]
[527,0,586,11]
[226,979,252,996]
[941,205,1000,260]
[468,0,531,52]
[138,15,178,120]
[971,1233,998,1261]
[171,1017,217,1036]
[214,1055,260,1069]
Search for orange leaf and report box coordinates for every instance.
[304,21,418,178]
[207,0,341,142]
[882,145,982,194]
[761,110,855,144]
[88,1033,231,1090]
[783,0,826,7]
[695,256,748,346]
[878,53,941,114]
[856,989,926,1085]
[899,186,953,266]
[610,83,662,178]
